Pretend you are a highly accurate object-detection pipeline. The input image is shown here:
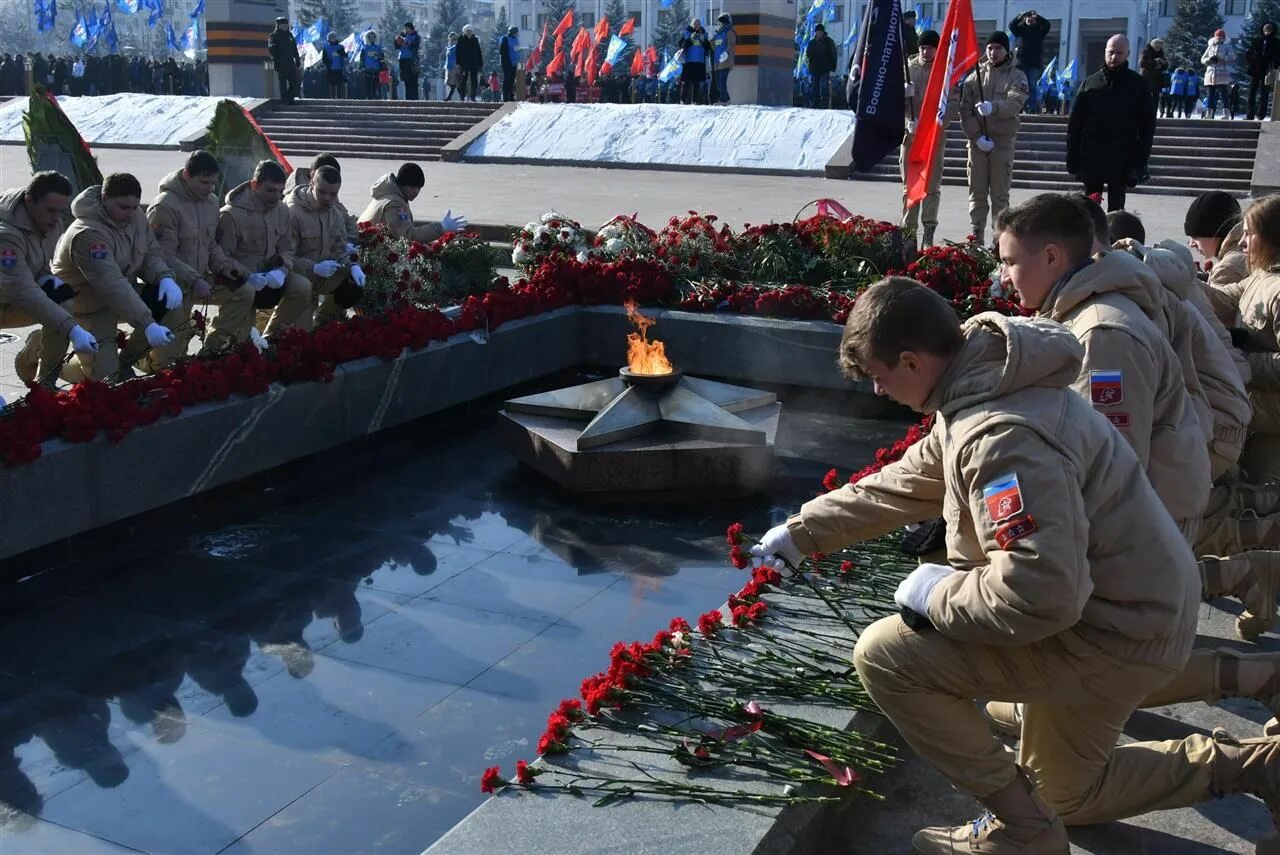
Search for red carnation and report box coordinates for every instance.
[725,522,745,545]
[480,766,505,793]
[515,759,537,785]
[728,545,750,570]
[822,468,841,491]
[697,610,724,635]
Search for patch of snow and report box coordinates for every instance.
[466,103,856,173]
[0,94,253,147]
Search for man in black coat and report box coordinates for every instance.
[267,17,300,105]
[1066,34,1154,212]
[1247,21,1279,121]
[455,25,483,102]
[1009,10,1050,113]
[805,23,837,108]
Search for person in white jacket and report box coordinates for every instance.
[1202,29,1235,119]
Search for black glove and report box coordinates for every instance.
[1230,327,1252,349]
[900,517,947,557]
[138,281,169,322]
[40,278,75,304]
[900,606,935,631]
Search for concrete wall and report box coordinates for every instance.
[0,307,855,562]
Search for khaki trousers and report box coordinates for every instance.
[854,615,1227,824]
[299,270,349,331]
[200,282,257,355]
[0,305,69,386]
[967,137,1015,239]
[900,134,946,234]
[245,274,312,339]
[66,292,182,382]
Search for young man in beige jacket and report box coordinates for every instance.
[751,278,1280,854]
[285,165,366,328]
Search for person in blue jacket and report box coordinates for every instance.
[678,18,711,104]
[1184,70,1200,118]
[395,22,421,100]
[359,31,385,99]
[1169,67,1187,117]
[711,13,735,104]
[499,26,520,102]
[444,32,459,101]
[322,32,348,98]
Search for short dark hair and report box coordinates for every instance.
[1063,192,1108,246]
[997,194,1094,264]
[26,170,73,202]
[404,21,413,29]
[184,149,220,177]
[102,172,142,199]
[395,162,425,188]
[314,165,342,185]
[310,153,341,173]
[838,277,963,380]
[1107,210,1146,245]
[253,160,287,185]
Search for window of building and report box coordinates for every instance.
[521,14,530,30]
[1225,0,1247,14]
[630,11,641,27]
[581,12,595,27]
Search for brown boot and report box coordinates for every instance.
[1201,553,1280,640]
[13,329,40,385]
[911,767,1068,854]
[922,226,936,248]
[1209,728,1280,839]
[1215,650,1280,717]
[982,701,1022,740]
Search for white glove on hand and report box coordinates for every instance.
[192,278,212,300]
[748,523,805,571]
[68,324,99,354]
[249,327,267,352]
[145,322,175,348]
[976,135,996,153]
[904,82,915,98]
[894,562,954,615]
[977,100,994,116]
[247,272,270,291]
[441,210,468,232]
[344,242,359,255]
[265,268,287,289]
[906,119,917,135]
[313,259,341,278]
[351,264,366,287]
[38,273,63,289]
[158,277,182,311]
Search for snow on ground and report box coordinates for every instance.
[0,94,252,147]
[466,103,856,173]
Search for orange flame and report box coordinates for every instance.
[624,300,673,375]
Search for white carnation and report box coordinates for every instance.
[513,246,529,265]
[576,250,590,263]
[533,226,548,241]
[559,228,574,242]
[605,238,624,255]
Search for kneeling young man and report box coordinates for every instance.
[752,279,1280,853]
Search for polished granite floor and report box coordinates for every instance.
[0,379,910,855]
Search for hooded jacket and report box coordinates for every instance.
[712,23,735,71]
[1207,222,1252,325]
[0,188,76,335]
[357,173,442,242]
[147,170,239,288]
[284,168,358,243]
[1131,239,1252,463]
[960,56,1029,142]
[51,185,174,332]
[285,184,348,277]
[1233,265,1280,434]
[1202,36,1234,87]
[787,314,1198,668]
[216,181,296,274]
[1037,250,1211,524]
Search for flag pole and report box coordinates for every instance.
[900,1,914,124]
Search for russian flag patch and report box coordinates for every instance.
[1090,369,1124,405]
[983,472,1024,522]
[88,242,108,260]
[0,248,16,270]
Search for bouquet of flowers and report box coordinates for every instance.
[592,215,658,262]
[655,212,736,280]
[513,212,593,273]
[357,224,496,315]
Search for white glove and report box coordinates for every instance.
[344,242,359,255]
[265,268,287,289]
[158,277,182,311]
[441,210,468,232]
[68,324,99,354]
[904,82,915,98]
[351,264,366,287]
[38,273,63,289]
[145,322,175,348]
[906,119,917,135]
[976,135,996,152]
[192,278,212,300]
[313,259,341,278]
[894,562,954,616]
[247,272,270,291]
[748,523,805,571]
[977,100,994,116]
[249,326,267,352]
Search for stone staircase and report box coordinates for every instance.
[252,99,502,162]
[855,114,1261,196]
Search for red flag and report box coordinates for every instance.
[527,22,548,68]
[552,9,573,38]
[554,31,564,53]
[645,45,658,63]
[593,17,609,43]
[619,17,636,37]
[546,50,566,75]
[585,41,599,85]
[571,27,591,59]
[906,0,979,206]
[630,46,644,75]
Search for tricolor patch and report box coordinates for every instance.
[397,210,410,221]
[995,514,1038,549]
[983,472,1024,523]
[0,248,16,270]
[88,242,108,260]
[1090,370,1123,405]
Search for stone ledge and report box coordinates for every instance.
[0,308,859,562]
[440,102,521,162]
[1252,121,1280,198]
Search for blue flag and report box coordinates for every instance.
[166,20,179,50]
[180,21,197,52]
[145,0,160,26]
[103,4,118,51]
[189,0,203,16]
[116,0,136,13]
[298,17,327,46]
[851,0,906,172]
[70,12,88,46]
[659,0,673,8]
[1038,55,1057,90]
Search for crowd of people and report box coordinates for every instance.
[1141,23,1279,121]
[0,52,208,97]
[0,150,467,392]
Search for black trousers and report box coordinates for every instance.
[502,67,515,101]
[1248,78,1272,119]
[460,69,480,100]
[679,63,706,104]
[276,68,298,103]
[400,59,418,99]
[1084,176,1126,212]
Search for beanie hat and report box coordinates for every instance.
[919,30,941,48]
[1184,191,1242,239]
[987,31,1010,51]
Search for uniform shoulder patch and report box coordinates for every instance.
[88,241,109,260]
[0,247,16,270]
[982,472,1024,522]
[396,209,411,221]
[1105,412,1130,429]
[1089,369,1123,405]
[995,514,1038,550]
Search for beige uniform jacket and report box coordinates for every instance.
[906,54,961,124]
[0,188,76,335]
[959,58,1028,142]
[358,173,443,243]
[1207,222,1252,325]
[147,170,240,287]
[1037,250,1211,524]
[216,182,297,274]
[284,168,357,243]
[787,314,1198,669]
[51,186,174,332]
[284,185,348,277]
[1234,267,1280,433]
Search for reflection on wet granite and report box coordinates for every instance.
[0,392,906,854]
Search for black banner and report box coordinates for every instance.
[851,0,906,173]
